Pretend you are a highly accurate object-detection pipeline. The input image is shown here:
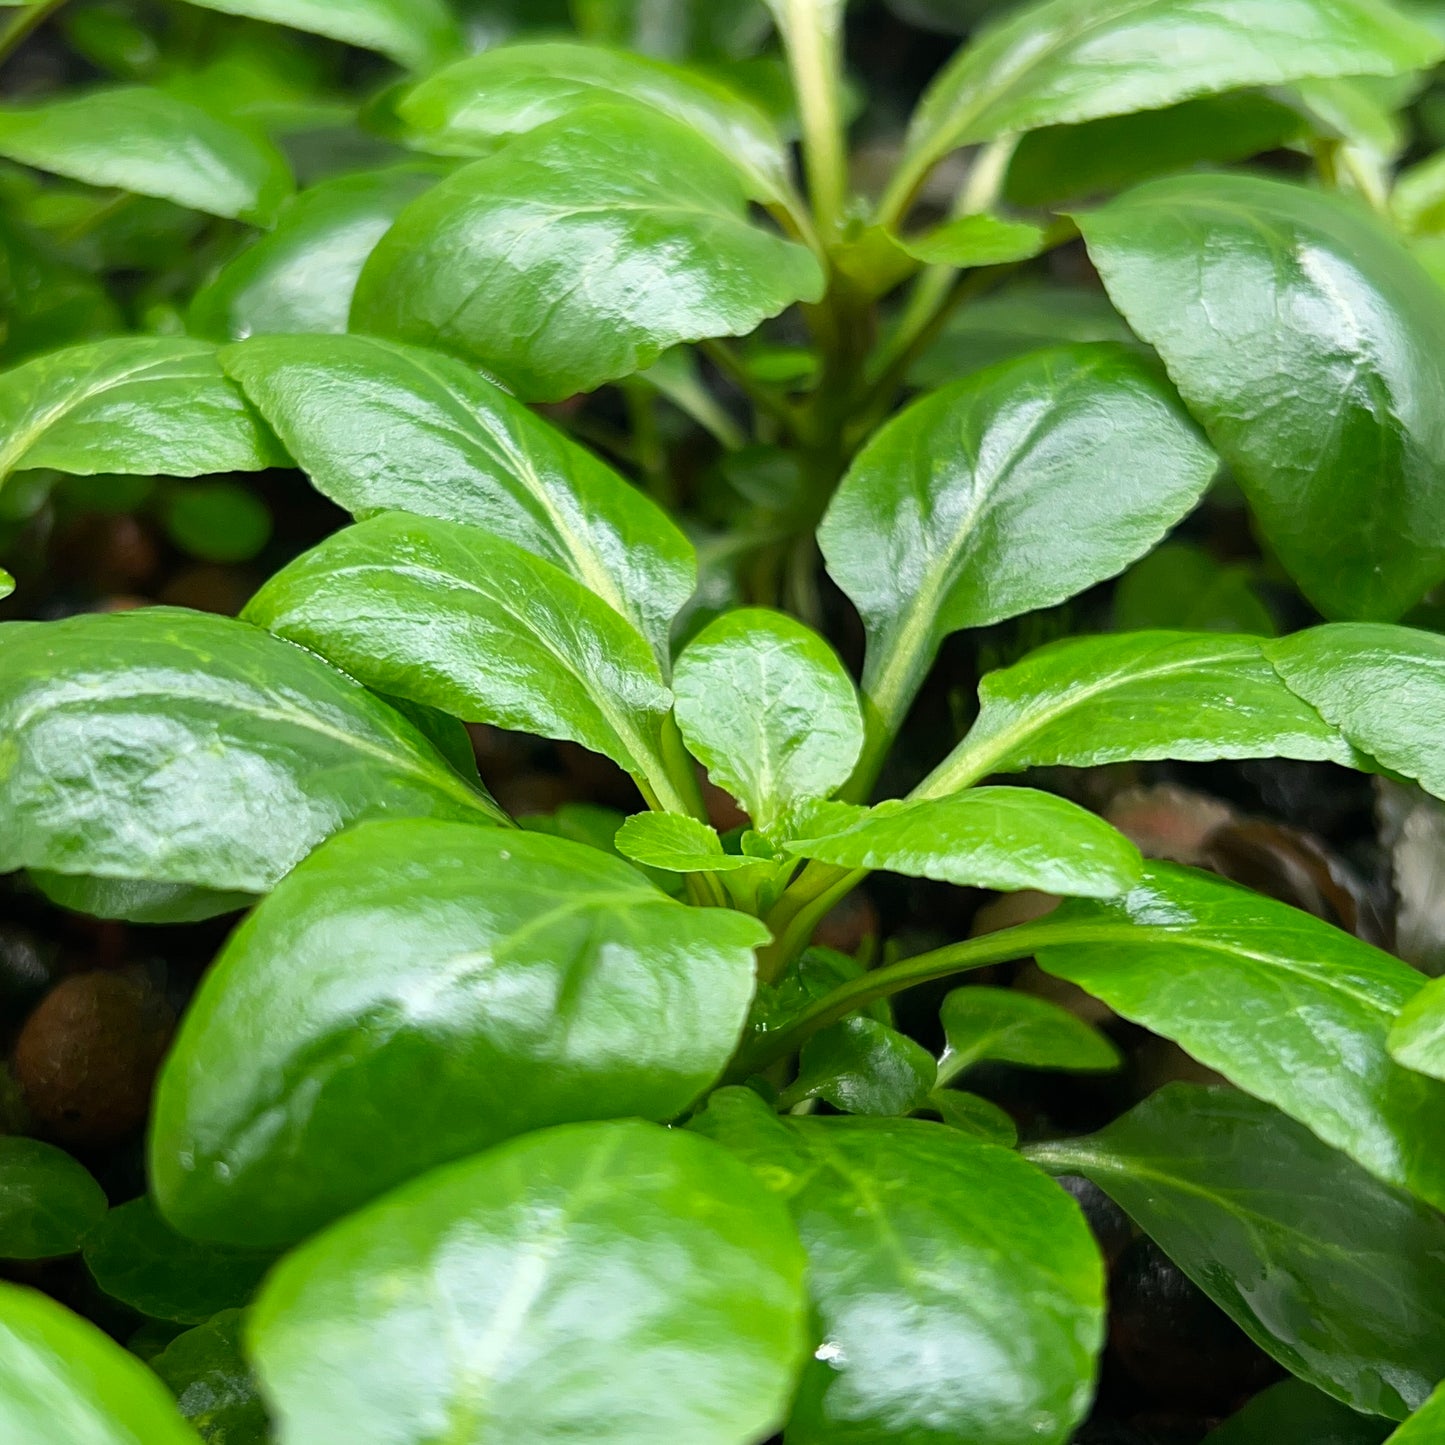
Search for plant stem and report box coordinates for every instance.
[0,0,67,68]
[701,338,799,436]
[775,0,849,237]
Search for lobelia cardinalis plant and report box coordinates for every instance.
[8,0,1445,1442]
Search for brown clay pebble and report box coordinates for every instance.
[12,967,174,1145]
[55,514,159,594]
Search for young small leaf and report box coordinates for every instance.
[937,985,1122,1084]
[0,338,284,489]
[673,608,863,830]
[694,1089,1104,1445]
[1078,174,1445,620]
[779,1016,937,1115]
[1205,1379,1390,1444]
[0,1282,202,1444]
[615,812,772,873]
[928,1089,1019,1145]
[150,820,768,1246]
[1031,1085,1445,1418]
[151,1309,270,1445]
[0,86,292,224]
[0,608,503,898]
[785,787,1143,897]
[819,344,1217,735]
[898,212,1048,267]
[220,333,695,656]
[0,1137,107,1260]
[247,1121,809,1445]
[351,101,824,401]
[1389,976,1445,1082]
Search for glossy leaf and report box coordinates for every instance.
[0,338,284,489]
[929,631,1356,791]
[398,40,791,203]
[937,985,1121,1084]
[84,1198,271,1325]
[819,344,1217,730]
[1079,173,1445,620]
[673,608,863,830]
[244,512,672,786]
[1389,1383,1445,1442]
[1113,542,1276,635]
[151,1310,270,1445]
[899,0,1438,196]
[1266,623,1445,799]
[189,166,442,341]
[1031,1085,1445,1417]
[351,101,824,401]
[928,1089,1020,1145]
[615,812,771,872]
[220,332,694,656]
[0,608,502,897]
[780,1016,937,1115]
[1206,1379,1391,1444]
[0,86,292,224]
[178,0,462,71]
[694,1088,1104,1445]
[151,820,768,1246]
[248,1120,809,1445]
[785,787,1143,897]
[1392,974,1445,1081]
[1036,864,1445,1210]
[898,212,1047,267]
[0,1136,107,1260]
[0,1281,202,1444]
[30,873,255,925]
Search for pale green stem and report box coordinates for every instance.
[775,0,849,236]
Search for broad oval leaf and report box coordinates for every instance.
[150,819,768,1246]
[84,1198,272,1325]
[0,86,292,224]
[152,1310,270,1445]
[244,512,672,786]
[351,101,825,401]
[694,1088,1104,1445]
[219,332,694,656]
[1035,863,1445,1210]
[1031,1085,1445,1418]
[785,787,1143,897]
[0,1137,107,1260]
[398,39,792,203]
[0,608,502,897]
[1206,1379,1391,1445]
[779,1016,937,1115]
[937,985,1122,1084]
[927,630,1356,792]
[898,0,1439,202]
[247,1120,809,1445]
[1266,623,1445,799]
[177,0,462,71]
[673,608,863,830]
[0,1281,201,1445]
[189,166,443,342]
[819,344,1217,730]
[1078,173,1445,620]
[0,338,284,489]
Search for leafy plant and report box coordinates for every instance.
[4,0,1445,1441]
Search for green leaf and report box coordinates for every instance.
[1035,863,1445,1210]
[0,1136,107,1259]
[1391,976,1445,1081]
[398,40,792,204]
[1388,1382,1445,1442]
[819,344,1217,737]
[1078,173,1445,621]
[84,1198,272,1325]
[0,338,284,490]
[927,1088,1019,1145]
[165,482,271,564]
[0,86,292,224]
[1206,1379,1391,1444]
[937,985,1121,1084]
[188,165,442,342]
[219,332,695,657]
[1266,623,1445,799]
[150,819,768,1247]
[243,512,673,789]
[177,0,462,71]
[151,1310,270,1445]
[351,101,824,401]
[1113,542,1276,635]
[0,568,13,601]
[784,787,1144,897]
[673,608,863,830]
[897,212,1048,267]
[693,1089,1104,1445]
[30,873,255,925]
[0,212,121,366]
[0,608,503,898]
[779,1016,937,1115]
[1031,1085,1445,1418]
[247,1119,808,1445]
[897,0,1439,205]
[929,631,1356,792]
[0,1281,202,1444]
[615,811,772,872]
